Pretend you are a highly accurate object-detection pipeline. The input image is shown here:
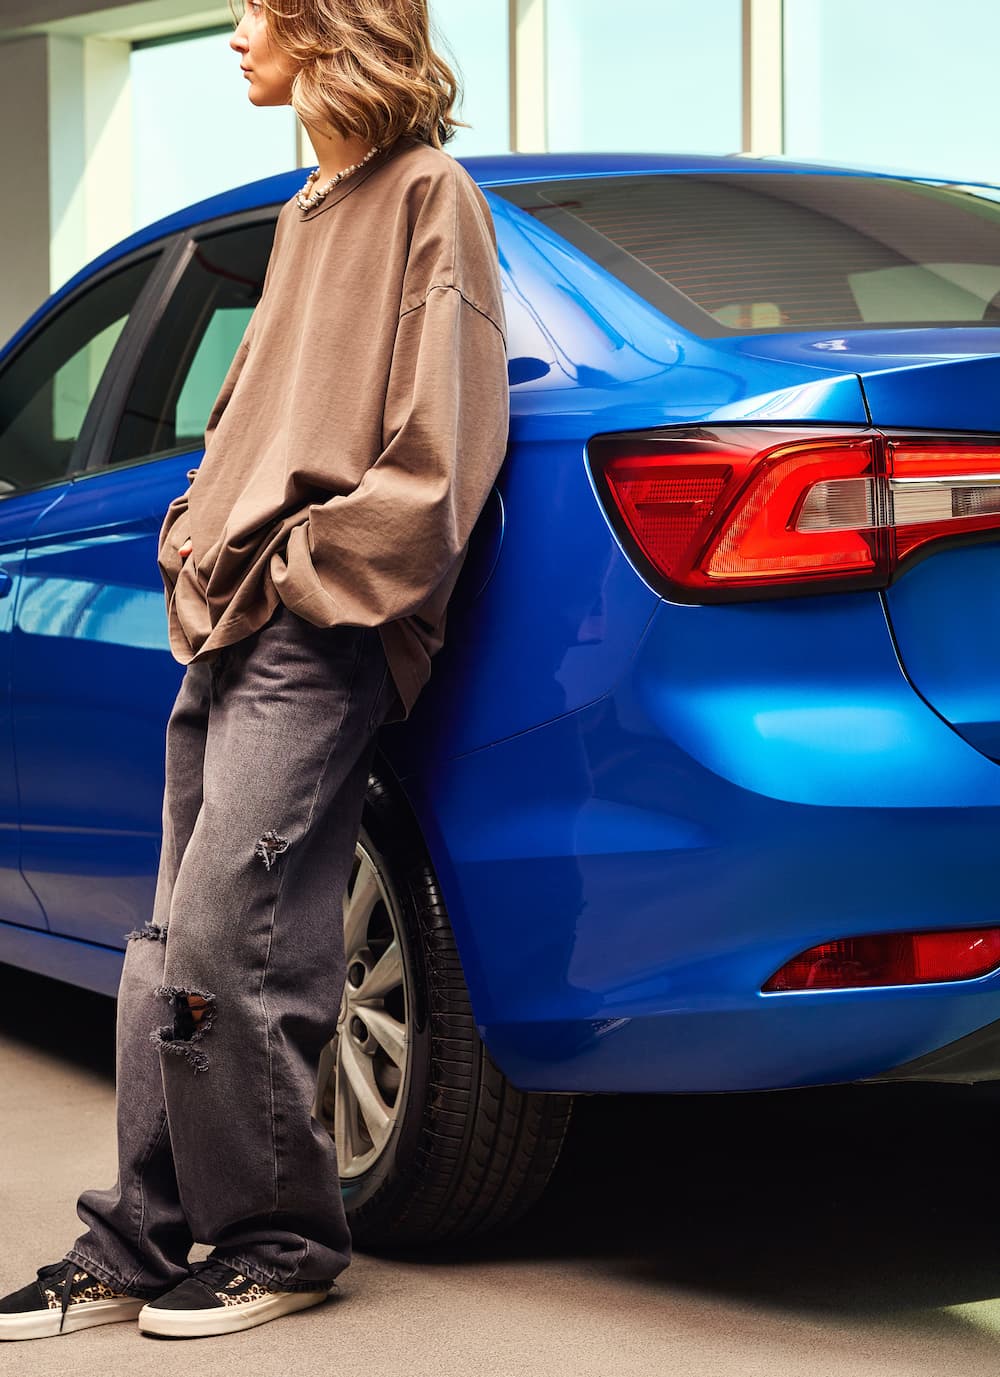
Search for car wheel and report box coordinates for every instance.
[313,769,574,1249]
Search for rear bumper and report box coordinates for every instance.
[477,982,1000,1094]
[861,1015,1000,1085]
[413,592,1000,1095]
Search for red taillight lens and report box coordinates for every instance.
[762,929,1000,992]
[599,460,734,579]
[705,438,880,583]
[589,426,1000,600]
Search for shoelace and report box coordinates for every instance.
[187,1259,242,1292]
[36,1261,79,1335]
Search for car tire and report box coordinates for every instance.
[313,768,574,1250]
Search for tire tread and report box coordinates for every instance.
[346,771,573,1249]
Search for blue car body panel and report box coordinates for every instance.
[14,455,189,947]
[3,152,1000,1094]
[412,592,1000,1091]
[687,328,1000,767]
[883,548,1000,760]
[0,487,73,933]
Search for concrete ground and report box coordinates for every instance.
[4,965,1000,1377]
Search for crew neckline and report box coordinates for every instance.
[296,137,416,221]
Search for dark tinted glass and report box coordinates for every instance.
[0,257,157,491]
[493,174,1000,336]
[109,221,275,466]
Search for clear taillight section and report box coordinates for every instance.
[889,438,1000,560]
[588,426,1000,600]
[763,929,1000,992]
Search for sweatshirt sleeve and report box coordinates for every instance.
[268,283,509,626]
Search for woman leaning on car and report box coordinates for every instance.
[0,0,509,1344]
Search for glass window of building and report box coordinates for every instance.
[131,4,508,238]
[131,29,298,232]
[785,0,1000,184]
[545,0,742,154]
[430,0,510,155]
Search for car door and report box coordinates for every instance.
[13,216,276,947]
[0,249,169,933]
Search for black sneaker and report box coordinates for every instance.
[137,1259,330,1338]
[0,1260,145,1341]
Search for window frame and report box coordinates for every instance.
[72,234,192,477]
[78,206,283,479]
[0,238,184,499]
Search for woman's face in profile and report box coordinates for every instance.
[230,0,299,106]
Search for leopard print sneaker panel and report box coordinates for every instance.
[216,1276,272,1307]
[43,1274,131,1310]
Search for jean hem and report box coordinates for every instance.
[63,1248,165,1300]
[211,1253,339,1294]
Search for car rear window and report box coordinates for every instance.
[491,173,1000,337]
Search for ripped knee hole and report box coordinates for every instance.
[125,921,167,943]
[254,829,290,871]
[150,986,216,1072]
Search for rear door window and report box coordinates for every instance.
[492,174,1000,336]
[107,219,275,467]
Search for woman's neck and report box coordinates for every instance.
[304,123,379,183]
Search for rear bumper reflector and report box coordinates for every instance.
[763,928,1000,993]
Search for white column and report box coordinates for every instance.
[742,0,784,155]
[48,35,132,295]
[510,0,546,152]
[295,118,313,170]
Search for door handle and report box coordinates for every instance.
[0,568,13,598]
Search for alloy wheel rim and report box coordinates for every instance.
[325,839,410,1178]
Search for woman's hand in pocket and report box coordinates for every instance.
[178,538,193,560]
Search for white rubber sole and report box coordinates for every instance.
[137,1288,329,1338]
[0,1297,145,1341]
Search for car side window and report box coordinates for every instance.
[0,256,158,493]
[108,221,275,468]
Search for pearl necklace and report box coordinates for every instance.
[296,144,382,211]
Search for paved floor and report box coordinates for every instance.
[4,963,1000,1376]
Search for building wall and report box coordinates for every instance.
[1,0,999,342]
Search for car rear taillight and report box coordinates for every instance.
[762,928,1000,992]
[588,427,1000,600]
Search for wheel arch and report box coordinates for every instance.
[370,744,500,1035]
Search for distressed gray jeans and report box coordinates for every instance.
[65,601,400,1297]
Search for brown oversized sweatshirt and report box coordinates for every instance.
[156,134,509,717]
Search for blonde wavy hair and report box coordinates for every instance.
[236,0,466,148]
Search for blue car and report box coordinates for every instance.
[3,152,1000,1245]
